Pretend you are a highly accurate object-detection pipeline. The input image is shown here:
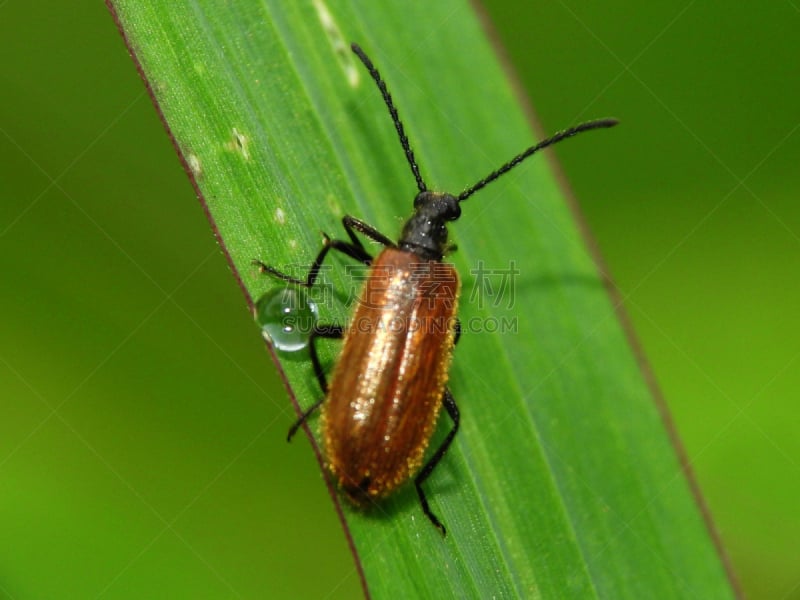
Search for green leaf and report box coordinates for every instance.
[108,1,736,597]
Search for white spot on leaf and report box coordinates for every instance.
[313,0,359,87]
[225,128,250,160]
[187,153,202,178]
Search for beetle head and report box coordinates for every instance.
[399,191,461,260]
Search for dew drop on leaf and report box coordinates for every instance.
[254,287,319,352]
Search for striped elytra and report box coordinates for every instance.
[322,249,460,504]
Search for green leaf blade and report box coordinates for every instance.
[108,1,737,597]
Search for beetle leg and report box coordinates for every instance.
[287,324,344,442]
[309,324,344,393]
[253,234,369,287]
[343,215,396,249]
[453,317,461,346]
[254,215,395,287]
[286,398,324,442]
[415,388,460,536]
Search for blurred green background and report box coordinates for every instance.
[1,2,797,599]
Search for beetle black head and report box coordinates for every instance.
[399,191,460,260]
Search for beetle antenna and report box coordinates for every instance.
[457,118,618,202]
[352,43,427,193]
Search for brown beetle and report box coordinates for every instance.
[256,43,616,534]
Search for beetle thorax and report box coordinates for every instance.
[398,191,461,260]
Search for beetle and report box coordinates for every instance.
[255,43,617,535]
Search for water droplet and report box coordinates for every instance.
[254,287,319,352]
